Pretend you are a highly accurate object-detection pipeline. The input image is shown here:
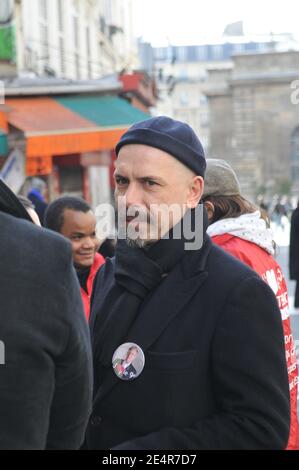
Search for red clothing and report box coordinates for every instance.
[80,253,105,321]
[212,233,299,450]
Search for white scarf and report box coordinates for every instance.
[207,210,275,256]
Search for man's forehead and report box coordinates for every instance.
[115,144,180,175]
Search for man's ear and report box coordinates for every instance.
[186,176,204,209]
[203,200,215,221]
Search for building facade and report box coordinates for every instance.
[0,0,148,212]
[0,77,150,209]
[1,0,137,80]
[205,50,299,199]
[151,34,297,157]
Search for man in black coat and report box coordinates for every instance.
[0,180,93,449]
[86,117,290,450]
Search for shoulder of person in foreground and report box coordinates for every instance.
[113,245,290,450]
[43,226,93,450]
[0,212,93,450]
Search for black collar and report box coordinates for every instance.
[0,180,33,222]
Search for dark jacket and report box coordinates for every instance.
[289,207,299,280]
[86,237,290,450]
[212,232,299,449]
[0,211,93,449]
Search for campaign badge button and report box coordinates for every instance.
[112,342,145,381]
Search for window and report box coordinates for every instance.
[197,46,207,61]
[86,26,92,78]
[155,47,167,61]
[73,0,79,13]
[200,111,209,127]
[39,0,48,21]
[59,166,83,198]
[200,135,209,149]
[39,23,48,58]
[104,0,112,24]
[57,0,64,33]
[258,42,267,51]
[234,43,245,54]
[199,94,208,106]
[177,47,187,62]
[73,15,79,47]
[100,15,106,34]
[39,0,48,60]
[179,92,189,106]
[59,36,65,75]
[73,15,80,78]
[57,0,65,75]
[212,45,223,60]
[0,1,13,22]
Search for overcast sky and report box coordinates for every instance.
[132,0,299,45]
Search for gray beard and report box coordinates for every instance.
[125,237,156,249]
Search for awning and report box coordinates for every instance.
[5,95,150,158]
[55,95,149,127]
[0,105,9,157]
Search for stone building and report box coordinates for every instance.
[205,50,299,199]
[151,34,296,157]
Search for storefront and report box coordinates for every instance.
[2,94,150,206]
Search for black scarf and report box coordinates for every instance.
[92,205,208,375]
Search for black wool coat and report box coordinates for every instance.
[86,237,290,450]
[0,211,93,449]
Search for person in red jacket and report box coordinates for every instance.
[44,196,105,321]
[202,158,299,450]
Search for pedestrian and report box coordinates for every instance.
[257,194,269,213]
[289,200,299,309]
[271,197,287,229]
[0,180,93,449]
[44,196,105,321]
[202,158,299,450]
[85,116,290,450]
[18,194,41,226]
[27,177,48,225]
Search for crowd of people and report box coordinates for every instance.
[0,116,298,450]
[257,194,296,229]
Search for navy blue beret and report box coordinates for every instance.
[115,116,206,177]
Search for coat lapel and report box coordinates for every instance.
[93,236,212,405]
[126,267,208,350]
